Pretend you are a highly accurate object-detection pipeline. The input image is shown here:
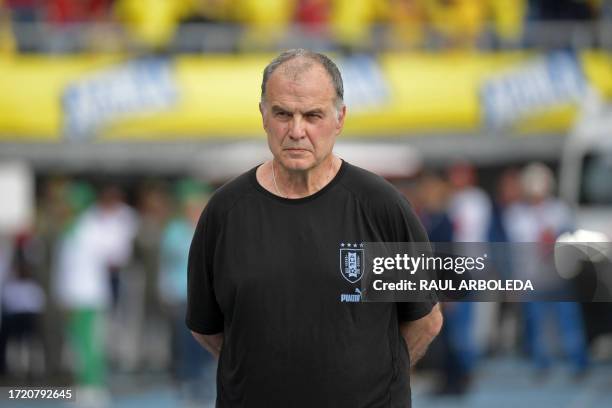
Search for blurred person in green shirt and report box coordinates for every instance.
[159,179,216,404]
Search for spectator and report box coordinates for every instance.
[424,0,489,48]
[2,0,39,22]
[35,178,76,381]
[114,0,191,52]
[176,0,236,52]
[448,162,491,243]
[46,0,112,24]
[602,0,612,19]
[489,167,523,243]
[159,180,215,404]
[438,161,493,394]
[54,182,136,405]
[234,0,295,50]
[489,0,527,47]
[529,0,596,20]
[295,0,330,34]
[181,0,232,23]
[0,234,45,378]
[129,181,171,371]
[488,168,523,353]
[505,163,589,377]
[385,0,427,49]
[0,1,17,54]
[330,0,384,52]
[2,0,43,52]
[417,171,453,243]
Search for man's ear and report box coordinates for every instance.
[336,105,347,134]
[259,102,267,130]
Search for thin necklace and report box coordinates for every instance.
[271,161,287,198]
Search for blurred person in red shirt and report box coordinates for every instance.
[293,0,332,49]
[43,0,116,52]
[295,0,330,34]
[45,0,113,24]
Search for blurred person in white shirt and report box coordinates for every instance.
[504,163,588,377]
[54,183,137,403]
[435,162,493,395]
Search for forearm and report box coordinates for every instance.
[191,331,224,359]
[400,303,443,367]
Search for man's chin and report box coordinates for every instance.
[278,158,315,172]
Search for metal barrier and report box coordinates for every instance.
[4,21,612,54]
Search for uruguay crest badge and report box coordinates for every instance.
[340,244,364,283]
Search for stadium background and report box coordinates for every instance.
[1,1,612,407]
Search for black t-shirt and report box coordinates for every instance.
[187,160,436,408]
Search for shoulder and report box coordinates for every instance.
[341,163,412,214]
[339,162,427,241]
[339,162,410,211]
[194,167,258,237]
[205,167,258,217]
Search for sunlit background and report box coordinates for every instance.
[1,1,612,407]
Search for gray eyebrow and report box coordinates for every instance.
[271,105,290,113]
[304,109,324,115]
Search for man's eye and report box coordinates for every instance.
[307,113,321,119]
[276,112,290,118]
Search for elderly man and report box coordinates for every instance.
[187,49,442,407]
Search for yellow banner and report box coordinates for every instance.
[0,52,610,141]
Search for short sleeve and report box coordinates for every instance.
[186,206,224,335]
[396,301,436,322]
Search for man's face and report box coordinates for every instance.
[260,63,346,172]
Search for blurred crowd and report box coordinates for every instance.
[405,161,600,395]
[1,0,611,54]
[0,177,217,405]
[0,162,609,403]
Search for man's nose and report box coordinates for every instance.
[289,116,306,139]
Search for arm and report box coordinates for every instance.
[191,331,224,359]
[399,303,443,367]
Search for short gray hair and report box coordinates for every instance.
[261,49,344,109]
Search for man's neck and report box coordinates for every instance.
[263,155,341,199]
